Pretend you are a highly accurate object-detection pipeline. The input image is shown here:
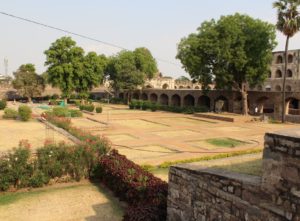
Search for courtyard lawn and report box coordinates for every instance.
[206,138,247,148]
[0,181,124,221]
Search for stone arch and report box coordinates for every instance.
[286,97,300,115]
[146,85,153,89]
[288,54,293,63]
[132,92,140,100]
[179,86,184,89]
[174,86,177,89]
[160,94,169,105]
[214,96,229,112]
[198,95,210,109]
[150,93,158,103]
[233,96,242,113]
[119,93,124,99]
[275,70,282,78]
[162,83,169,89]
[194,86,200,89]
[286,85,292,92]
[171,94,181,106]
[141,93,148,101]
[183,94,195,107]
[276,55,283,64]
[256,96,274,114]
[187,86,191,89]
[275,85,282,92]
[287,69,293,78]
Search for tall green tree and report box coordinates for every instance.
[107,48,157,101]
[75,52,107,100]
[177,13,277,115]
[12,64,45,103]
[44,36,84,103]
[273,0,300,122]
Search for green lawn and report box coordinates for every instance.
[206,138,246,148]
[213,159,262,176]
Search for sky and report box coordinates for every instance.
[0,0,300,78]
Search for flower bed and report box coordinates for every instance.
[98,150,168,221]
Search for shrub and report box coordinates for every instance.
[3,108,18,119]
[69,109,83,117]
[51,94,59,99]
[29,171,49,188]
[48,99,59,105]
[79,104,95,112]
[95,106,102,113]
[135,100,142,109]
[18,105,32,121]
[52,107,70,117]
[97,150,168,221]
[150,103,158,112]
[0,100,7,110]
[141,101,151,110]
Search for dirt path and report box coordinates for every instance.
[0,181,124,221]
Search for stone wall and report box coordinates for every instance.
[167,129,300,221]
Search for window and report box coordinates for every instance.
[275,70,282,78]
[276,55,283,64]
[287,69,293,78]
[288,54,293,63]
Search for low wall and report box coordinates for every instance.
[167,128,300,221]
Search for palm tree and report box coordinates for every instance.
[273,0,300,123]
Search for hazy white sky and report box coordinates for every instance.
[1,0,300,78]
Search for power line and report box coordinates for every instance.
[0,11,181,67]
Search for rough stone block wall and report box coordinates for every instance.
[167,129,300,221]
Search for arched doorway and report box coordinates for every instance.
[214,96,229,112]
[275,70,282,78]
[276,55,283,64]
[160,94,169,105]
[286,98,300,115]
[256,97,274,114]
[183,95,195,107]
[141,93,148,101]
[150,93,158,103]
[132,93,140,100]
[198,95,210,109]
[171,94,181,107]
[162,84,169,89]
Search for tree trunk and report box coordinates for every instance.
[241,84,248,115]
[282,36,290,123]
[64,98,68,105]
[28,96,32,103]
[127,91,131,105]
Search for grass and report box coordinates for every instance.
[213,159,262,176]
[0,184,84,206]
[206,138,246,148]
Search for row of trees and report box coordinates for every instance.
[12,37,158,103]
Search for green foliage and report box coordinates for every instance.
[45,37,107,100]
[3,108,18,119]
[177,13,277,113]
[52,107,70,117]
[68,109,83,117]
[107,48,157,92]
[12,64,45,102]
[79,104,95,112]
[0,99,7,110]
[206,138,246,148]
[29,171,49,188]
[18,105,32,121]
[95,106,102,113]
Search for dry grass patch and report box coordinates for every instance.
[115,119,168,129]
[105,134,137,143]
[153,130,200,138]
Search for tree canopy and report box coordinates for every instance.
[106,48,158,92]
[12,64,45,102]
[44,36,106,101]
[177,13,277,114]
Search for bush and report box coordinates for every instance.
[3,108,18,119]
[0,100,7,110]
[18,105,32,121]
[141,101,151,110]
[29,171,49,188]
[79,104,95,112]
[98,150,168,220]
[69,109,83,117]
[150,103,158,112]
[95,106,102,113]
[51,94,59,99]
[52,107,70,117]
[135,100,142,109]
